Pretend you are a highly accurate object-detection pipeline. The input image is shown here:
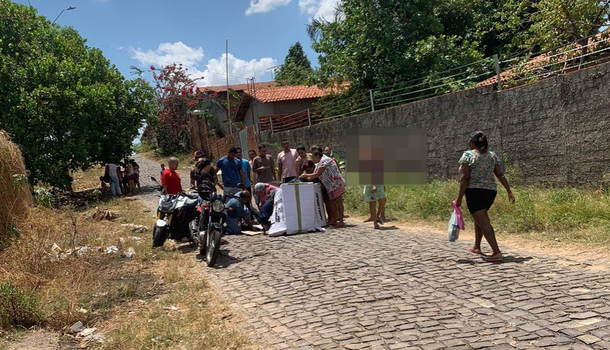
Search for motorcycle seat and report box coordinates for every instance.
[185,193,199,200]
[185,197,199,208]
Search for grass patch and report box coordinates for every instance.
[344,181,610,248]
[72,165,105,192]
[1,170,253,349]
[0,281,41,329]
[0,202,158,332]
[96,260,252,350]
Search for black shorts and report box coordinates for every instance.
[465,189,497,214]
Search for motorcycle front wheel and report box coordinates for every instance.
[205,229,221,267]
[152,225,167,248]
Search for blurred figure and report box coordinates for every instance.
[363,185,387,229]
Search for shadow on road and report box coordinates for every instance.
[196,250,243,269]
[138,185,161,194]
[456,255,533,265]
[178,244,198,254]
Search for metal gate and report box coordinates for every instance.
[238,128,248,154]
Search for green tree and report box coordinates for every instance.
[307,0,485,91]
[0,1,155,189]
[497,0,610,54]
[274,42,314,86]
[437,0,518,57]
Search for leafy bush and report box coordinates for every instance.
[33,188,55,208]
[0,282,41,329]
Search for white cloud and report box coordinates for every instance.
[130,41,205,68]
[245,0,291,15]
[298,0,340,21]
[201,53,277,86]
[130,41,276,87]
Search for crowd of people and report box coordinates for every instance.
[102,158,140,197]
[151,130,514,262]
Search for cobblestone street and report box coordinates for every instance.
[206,226,610,350]
[135,155,610,350]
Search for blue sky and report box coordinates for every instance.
[13,0,339,86]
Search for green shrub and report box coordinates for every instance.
[0,282,41,329]
[33,188,55,208]
[343,180,610,245]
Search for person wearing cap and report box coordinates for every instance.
[216,147,246,198]
[253,182,278,210]
[254,182,278,231]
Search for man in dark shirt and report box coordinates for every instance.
[224,191,253,234]
[216,147,246,197]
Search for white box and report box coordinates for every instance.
[280,182,326,235]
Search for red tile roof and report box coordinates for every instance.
[254,84,327,103]
[478,31,610,87]
[199,81,332,103]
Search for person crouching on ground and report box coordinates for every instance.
[254,182,278,231]
[224,190,254,235]
[363,185,387,229]
[455,131,515,263]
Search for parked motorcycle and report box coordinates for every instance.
[197,191,226,267]
[150,177,200,248]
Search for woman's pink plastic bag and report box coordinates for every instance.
[452,201,465,230]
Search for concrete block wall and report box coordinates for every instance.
[261,61,610,186]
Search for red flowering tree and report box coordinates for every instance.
[140,63,204,155]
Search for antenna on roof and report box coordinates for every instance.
[267,65,281,81]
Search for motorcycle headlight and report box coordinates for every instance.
[160,201,173,212]
[212,200,224,213]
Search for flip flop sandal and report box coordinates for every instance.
[485,254,503,263]
[377,219,384,225]
[469,248,483,255]
[374,224,381,230]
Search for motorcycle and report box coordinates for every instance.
[197,191,226,267]
[150,177,200,248]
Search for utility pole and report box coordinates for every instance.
[226,38,232,135]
